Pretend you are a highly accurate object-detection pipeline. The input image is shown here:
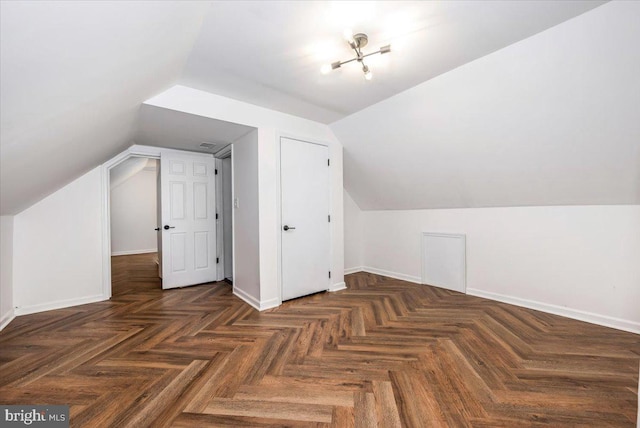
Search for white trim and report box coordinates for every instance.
[467,288,640,335]
[276,133,283,305]
[259,297,280,311]
[232,290,279,311]
[352,266,639,334]
[214,144,232,159]
[329,282,347,292]
[214,158,225,281]
[361,266,422,284]
[111,249,157,256]
[344,266,363,275]
[15,294,107,316]
[0,309,15,331]
[233,287,261,311]
[231,144,236,295]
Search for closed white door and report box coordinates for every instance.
[280,137,330,301]
[160,153,217,289]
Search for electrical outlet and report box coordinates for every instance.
[234,198,239,208]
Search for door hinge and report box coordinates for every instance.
[328,214,331,222]
[215,169,218,175]
[327,159,330,166]
[216,213,219,220]
[328,271,331,278]
[216,257,220,264]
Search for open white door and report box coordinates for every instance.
[160,152,217,289]
[281,137,330,301]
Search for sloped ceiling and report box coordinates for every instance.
[180,0,606,123]
[135,105,254,154]
[0,1,209,214]
[331,1,640,210]
[2,0,628,216]
[110,157,153,190]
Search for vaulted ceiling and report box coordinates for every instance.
[1,1,208,214]
[180,0,606,123]
[2,0,635,215]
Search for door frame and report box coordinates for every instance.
[214,148,233,283]
[100,144,217,299]
[214,157,225,281]
[276,134,333,305]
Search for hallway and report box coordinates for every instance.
[111,253,161,296]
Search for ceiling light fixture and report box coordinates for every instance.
[322,30,390,80]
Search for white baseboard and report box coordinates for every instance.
[14,294,108,316]
[111,249,157,256]
[233,287,260,310]
[329,282,347,292]
[0,309,15,331]
[259,297,280,311]
[344,267,363,275]
[233,287,279,311]
[361,266,422,284]
[467,288,640,335]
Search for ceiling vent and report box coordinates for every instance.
[199,142,217,150]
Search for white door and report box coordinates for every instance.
[280,137,330,301]
[160,153,217,289]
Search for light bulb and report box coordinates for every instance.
[362,64,373,81]
[321,64,331,74]
[343,28,354,43]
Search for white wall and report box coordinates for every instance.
[0,215,14,329]
[146,86,346,307]
[344,190,363,273]
[232,130,261,307]
[13,167,104,314]
[110,166,158,255]
[7,88,344,317]
[331,1,640,211]
[360,205,640,333]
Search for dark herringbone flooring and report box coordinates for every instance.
[1,253,638,427]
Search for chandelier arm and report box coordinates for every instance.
[361,50,383,59]
[336,57,359,67]
[323,32,390,78]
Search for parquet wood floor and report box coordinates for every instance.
[1,253,638,427]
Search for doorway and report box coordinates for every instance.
[109,157,161,295]
[103,147,223,298]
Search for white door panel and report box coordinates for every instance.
[281,137,330,301]
[161,153,217,289]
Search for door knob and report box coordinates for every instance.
[163,225,175,230]
[154,227,160,231]
[283,225,296,231]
